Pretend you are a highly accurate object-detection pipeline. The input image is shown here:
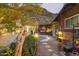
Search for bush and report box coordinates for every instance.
[0,34,36,56]
[22,34,36,56]
[0,42,16,56]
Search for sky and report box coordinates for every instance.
[41,3,64,14]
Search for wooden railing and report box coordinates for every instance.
[15,29,39,56]
[15,29,26,56]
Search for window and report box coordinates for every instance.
[65,14,79,29]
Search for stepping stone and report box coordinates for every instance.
[45,45,51,48]
[48,49,53,52]
[42,42,48,45]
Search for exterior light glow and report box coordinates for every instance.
[56,31,63,37]
[33,33,39,38]
[76,39,79,45]
[26,26,30,32]
[58,31,63,35]
[56,31,63,39]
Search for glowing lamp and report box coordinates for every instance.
[33,33,39,38]
[56,31,63,37]
[76,39,79,45]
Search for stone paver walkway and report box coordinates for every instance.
[37,35,65,56]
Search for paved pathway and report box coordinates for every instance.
[37,35,65,56]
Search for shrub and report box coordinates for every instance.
[22,34,36,56]
[0,42,16,56]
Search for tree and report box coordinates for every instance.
[33,4,43,14]
[0,4,21,33]
[0,3,43,34]
[0,3,43,56]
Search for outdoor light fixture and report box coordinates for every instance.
[56,31,64,40]
[76,39,79,45]
[33,33,39,38]
[57,31,63,36]
[58,31,63,36]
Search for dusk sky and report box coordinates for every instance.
[41,3,64,14]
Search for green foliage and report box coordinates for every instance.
[0,42,16,56]
[9,42,16,55]
[33,5,43,14]
[0,4,20,33]
[20,13,30,26]
[0,3,42,34]
[0,47,13,56]
[0,34,36,56]
[22,34,36,56]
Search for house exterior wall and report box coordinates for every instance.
[53,4,79,40]
[38,24,52,35]
[60,4,79,30]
